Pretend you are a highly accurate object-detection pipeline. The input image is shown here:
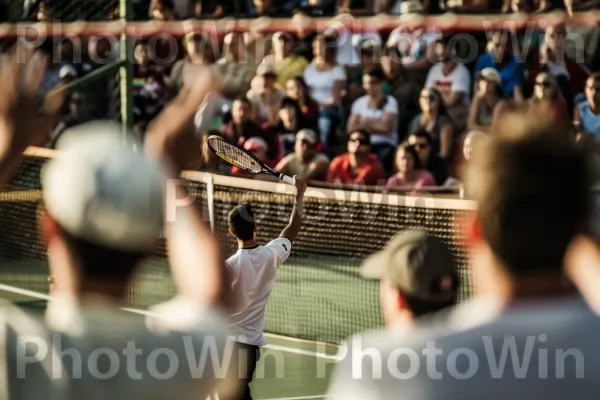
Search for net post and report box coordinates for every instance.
[206,174,215,233]
[119,0,133,140]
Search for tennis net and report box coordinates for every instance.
[0,149,475,344]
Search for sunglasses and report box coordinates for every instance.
[413,143,430,150]
[536,80,553,88]
[349,138,369,145]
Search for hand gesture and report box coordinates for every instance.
[293,175,307,196]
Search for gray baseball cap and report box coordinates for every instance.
[42,122,166,251]
[361,230,459,303]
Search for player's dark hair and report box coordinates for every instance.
[401,274,460,317]
[58,226,144,282]
[229,204,256,241]
[466,103,591,274]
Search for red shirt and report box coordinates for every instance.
[327,153,385,186]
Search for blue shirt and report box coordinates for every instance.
[580,101,600,140]
[474,52,524,98]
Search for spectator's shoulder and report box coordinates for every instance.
[314,152,330,163]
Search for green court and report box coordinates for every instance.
[0,256,371,400]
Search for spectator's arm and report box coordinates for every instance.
[467,97,490,133]
[574,103,583,133]
[403,43,435,72]
[327,80,345,106]
[439,122,454,159]
[326,158,338,183]
[362,111,397,134]
[304,158,330,181]
[275,156,292,176]
[513,85,525,103]
[347,112,363,133]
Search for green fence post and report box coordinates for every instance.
[119,0,133,139]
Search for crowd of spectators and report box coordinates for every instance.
[13,0,600,193]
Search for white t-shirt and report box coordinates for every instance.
[425,62,472,107]
[388,27,442,65]
[350,95,399,146]
[227,238,293,346]
[303,64,347,106]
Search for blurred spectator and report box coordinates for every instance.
[563,9,600,71]
[385,144,436,191]
[132,41,171,124]
[409,87,455,160]
[262,32,309,89]
[347,67,399,172]
[286,76,320,130]
[574,74,600,140]
[345,37,384,107]
[474,29,525,102]
[576,131,600,184]
[246,0,293,16]
[386,1,441,85]
[527,25,588,112]
[295,0,337,16]
[221,97,282,162]
[462,130,484,162]
[39,39,75,97]
[50,91,94,148]
[381,45,422,139]
[530,72,569,122]
[275,128,329,181]
[58,64,78,85]
[407,129,449,185]
[425,36,471,132]
[169,33,213,92]
[218,32,257,101]
[338,0,377,14]
[304,34,346,152]
[231,137,275,176]
[247,64,286,125]
[327,130,385,186]
[468,68,506,133]
[263,97,309,155]
[149,0,178,20]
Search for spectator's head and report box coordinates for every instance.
[41,124,165,296]
[228,204,256,242]
[477,68,502,97]
[37,3,55,22]
[533,72,560,101]
[295,128,318,161]
[363,67,386,98]
[151,0,176,20]
[419,88,445,116]
[489,29,512,61]
[464,104,590,286]
[408,130,433,166]
[273,31,294,58]
[434,36,453,63]
[232,97,253,124]
[244,137,268,162]
[68,91,93,122]
[358,38,380,69]
[59,65,78,84]
[183,33,210,62]
[253,0,273,14]
[347,130,371,158]
[313,34,337,65]
[223,32,245,60]
[279,97,301,129]
[395,143,422,174]
[545,25,567,54]
[88,37,115,63]
[257,64,278,91]
[286,76,310,103]
[134,41,150,65]
[463,130,485,162]
[361,230,459,325]
[585,73,600,106]
[399,0,424,15]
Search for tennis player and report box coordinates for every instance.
[224,176,307,400]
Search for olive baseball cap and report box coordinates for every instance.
[361,230,459,303]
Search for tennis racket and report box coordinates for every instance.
[207,135,294,184]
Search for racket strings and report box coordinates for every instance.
[210,138,262,173]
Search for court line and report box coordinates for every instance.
[0,283,341,361]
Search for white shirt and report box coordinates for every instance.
[227,238,292,346]
[350,95,399,146]
[388,27,442,65]
[425,62,472,107]
[303,64,347,106]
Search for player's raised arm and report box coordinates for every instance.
[279,176,307,244]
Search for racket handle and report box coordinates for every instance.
[280,174,295,185]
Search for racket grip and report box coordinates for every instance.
[280,174,295,185]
